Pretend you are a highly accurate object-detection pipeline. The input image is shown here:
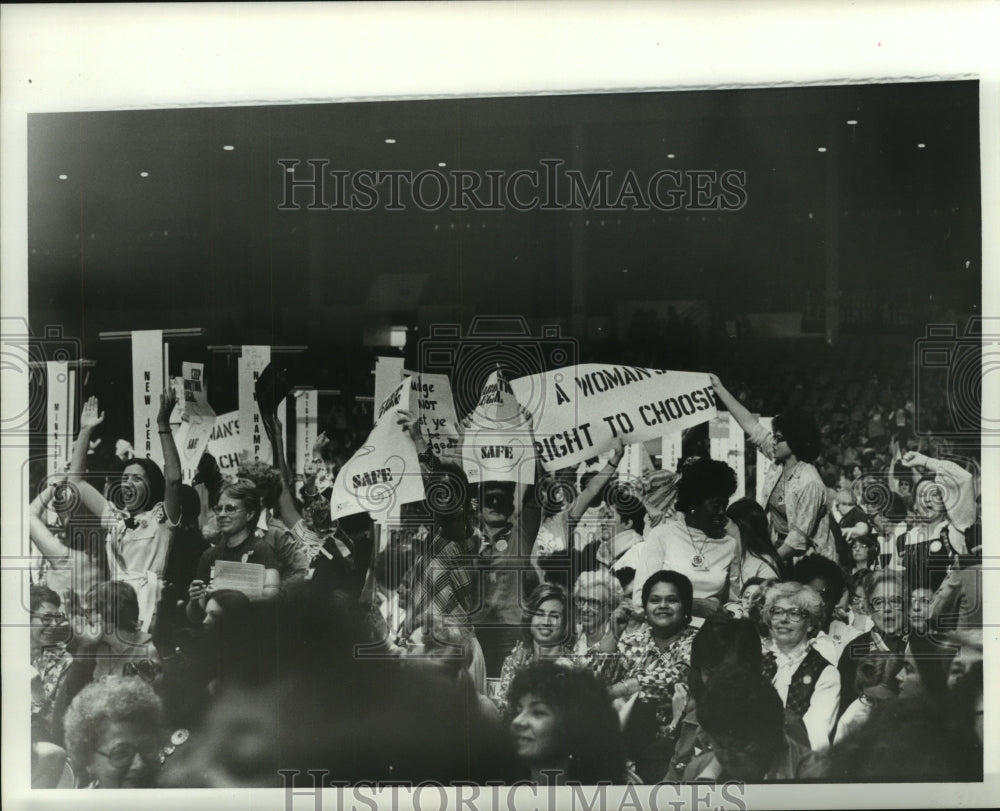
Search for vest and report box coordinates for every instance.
[762,647,829,746]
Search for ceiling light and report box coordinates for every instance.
[437,162,447,168]
[58,174,68,180]
[667,153,675,159]
[223,144,235,151]
[385,138,396,145]
[817,147,827,153]
[846,119,858,125]
[917,143,926,149]
[139,171,149,178]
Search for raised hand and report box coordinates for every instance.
[157,388,178,429]
[79,396,104,431]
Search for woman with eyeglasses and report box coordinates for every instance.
[496,583,574,717]
[67,393,183,632]
[710,374,835,563]
[837,570,908,716]
[186,480,281,625]
[760,581,840,752]
[571,569,623,658]
[30,584,78,747]
[63,675,166,788]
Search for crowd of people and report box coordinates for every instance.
[26,356,983,789]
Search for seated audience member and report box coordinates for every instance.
[684,675,825,781]
[726,497,783,600]
[601,571,698,782]
[761,582,840,752]
[629,458,740,617]
[604,487,647,569]
[665,614,764,780]
[830,488,871,570]
[187,480,282,625]
[496,583,574,714]
[572,569,623,658]
[825,695,982,781]
[838,571,908,716]
[63,676,167,788]
[833,656,896,744]
[724,576,766,619]
[507,661,628,785]
[475,479,538,678]
[788,555,847,664]
[896,632,956,705]
[30,585,77,746]
[160,591,516,786]
[81,581,154,682]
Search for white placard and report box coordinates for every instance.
[130,329,164,466]
[330,377,425,520]
[237,345,271,463]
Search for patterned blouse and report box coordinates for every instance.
[32,644,73,738]
[495,640,576,719]
[599,624,698,739]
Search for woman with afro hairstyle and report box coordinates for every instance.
[710,374,835,563]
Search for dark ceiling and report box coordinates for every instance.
[28,81,981,351]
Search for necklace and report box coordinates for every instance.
[683,521,711,570]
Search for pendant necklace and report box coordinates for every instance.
[684,522,711,570]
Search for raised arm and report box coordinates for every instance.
[157,389,183,525]
[28,486,71,562]
[66,396,110,518]
[568,438,625,521]
[708,374,763,438]
[901,451,977,530]
[262,409,305,530]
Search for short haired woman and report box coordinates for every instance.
[63,676,166,788]
[761,581,841,752]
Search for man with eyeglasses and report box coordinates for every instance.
[473,481,538,677]
[837,570,908,715]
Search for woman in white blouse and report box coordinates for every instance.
[761,581,840,753]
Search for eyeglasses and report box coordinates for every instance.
[871,596,904,610]
[32,612,68,627]
[212,504,245,514]
[574,597,601,608]
[850,540,871,548]
[94,740,162,770]
[483,494,513,511]
[123,659,163,683]
[767,607,808,622]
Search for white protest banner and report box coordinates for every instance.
[461,369,535,485]
[755,416,773,506]
[175,362,217,484]
[207,410,242,477]
[237,345,271,463]
[709,412,746,500]
[131,329,165,466]
[294,389,319,478]
[509,364,717,472]
[330,377,425,520]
